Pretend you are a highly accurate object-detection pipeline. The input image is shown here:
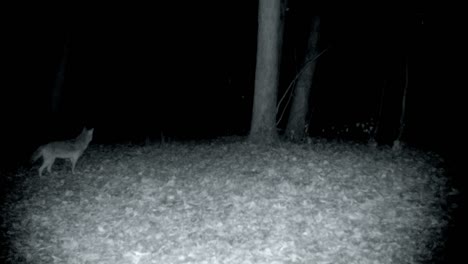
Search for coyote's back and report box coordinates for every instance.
[32,127,94,176]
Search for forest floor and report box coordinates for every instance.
[0,136,462,264]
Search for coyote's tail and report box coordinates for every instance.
[31,146,43,163]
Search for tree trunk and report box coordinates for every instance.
[52,38,69,115]
[392,55,409,151]
[249,0,282,144]
[285,16,320,141]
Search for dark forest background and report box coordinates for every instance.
[1,4,464,173]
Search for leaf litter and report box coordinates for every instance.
[1,137,458,263]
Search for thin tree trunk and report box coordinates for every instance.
[285,16,320,141]
[52,38,69,115]
[369,79,386,147]
[393,56,409,151]
[249,0,282,144]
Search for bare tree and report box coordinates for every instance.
[392,55,409,151]
[284,16,321,141]
[52,36,69,115]
[249,0,282,144]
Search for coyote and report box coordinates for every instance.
[31,127,94,176]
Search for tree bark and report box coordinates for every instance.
[285,16,320,141]
[249,0,282,144]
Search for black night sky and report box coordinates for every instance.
[1,4,464,169]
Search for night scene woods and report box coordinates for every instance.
[0,2,464,264]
